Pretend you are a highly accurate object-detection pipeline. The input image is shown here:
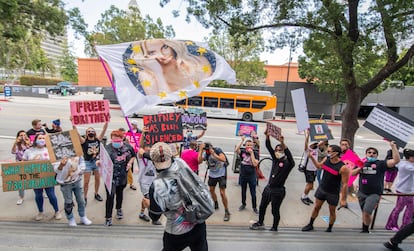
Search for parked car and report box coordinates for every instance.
[93,87,103,94]
[48,85,78,95]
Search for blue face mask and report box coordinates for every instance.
[187,132,192,137]
[367,157,377,162]
[112,142,123,149]
[36,139,46,146]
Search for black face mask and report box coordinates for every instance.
[87,133,95,138]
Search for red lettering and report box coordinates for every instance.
[76,102,83,113]
[98,101,105,111]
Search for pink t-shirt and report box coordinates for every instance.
[181,149,200,172]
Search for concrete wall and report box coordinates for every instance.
[9,86,48,98]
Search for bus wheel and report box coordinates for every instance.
[242,112,252,121]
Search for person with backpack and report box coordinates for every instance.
[198,141,231,221]
[149,142,212,251]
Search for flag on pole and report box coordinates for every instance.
[96,39,236,116]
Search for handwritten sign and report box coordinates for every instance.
[125,132,141,152]
[309,120,334,141]
[235,122,258,136]
[363,104,414,148]
[182,112,207,130]
[143,112,183,145]
[1,160,57,192]
[70,100,110,125]
[266,122,282,139]
[45,129,83,162]
[99,143,113,192]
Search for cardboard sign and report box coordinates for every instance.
[99,143,113,193]
[236,122,258,136]
[70,100,110,125]
[363,104,414,148]
[182,111,207,130]
[309,120,334,141]
[125,132,141,152]
[1,160,57,192]
[45,129,83,162]
[143,112,183,145]
[266,122,282,139]
[291,88,310,132]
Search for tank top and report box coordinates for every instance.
[320,158,344,195]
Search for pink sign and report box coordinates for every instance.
[236,122,258,136]
[125,132,141,153]
[99,143,113,192]
[341,149,364,187]
[70,100,110,125]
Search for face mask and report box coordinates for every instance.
[367,157,377,162]
[275,152,285,159]
[112,142,123,148]
[36,139,46,146]
[187,132,192,137]
[87,133,95,138]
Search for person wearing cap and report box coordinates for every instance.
[129,120,142,134]
[183,129,205,150]
[148,142,208,251]
[316,140,329,184]
[300,130,319,206]
[44,119,62,134]
[98,130,135,226]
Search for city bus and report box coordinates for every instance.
[175,87,277,121]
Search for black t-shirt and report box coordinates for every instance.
[359,160,387,195]
[320,158,345,195]
[239,148,260,177]
[105,144,135,186]
[82,138,101,161]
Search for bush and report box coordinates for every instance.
[19,76,63,86]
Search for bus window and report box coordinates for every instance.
[236,99,251,108]
[176,99,186,105]
[204,97,218,107]
[252,100,266,109]
[220,98,234,109]
[188,96,202,106]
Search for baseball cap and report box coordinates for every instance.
[52,119,60,127]
[150,142,172,170]
[131,120,138,126]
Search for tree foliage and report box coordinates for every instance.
[161,0,414,145]
[59,44,78,82]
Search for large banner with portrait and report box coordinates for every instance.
[96,39,236,116]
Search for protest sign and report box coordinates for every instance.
[308,120,334,141]
[45,129,83,162]
[70,100,110,125]
[125,132,141,152]
[363,104,414,148]
[341,149,364,187]
[266,122,282,139]
[291,88,310,132]
[99,143,113,193]
[182,111,207,130]
[143,112,183,145]
[236,122,258,136]
[1,160,57,192]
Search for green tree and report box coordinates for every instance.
[161,0,414,146]
[59,44,78,82]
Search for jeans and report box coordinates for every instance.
[105,184,126,219]
[240,175,257,209]
[60,179,85,219]
[258,186,286,229]
[34,187,59,213]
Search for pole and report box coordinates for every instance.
[281,45,292,119]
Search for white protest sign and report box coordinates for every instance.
[99,143,113,192]
[291,88,310,132]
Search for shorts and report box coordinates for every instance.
[208,176,227,189]
[85,159,98,172]
[358,191,380,214]
[305,170,316,183]
[140,183,151,196]
[315,187,339,206]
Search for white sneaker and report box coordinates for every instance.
[80,216,92,225]
[68,217,77,227]
[35,212,44,221]
[54,211,62,220]
[16,198,24,205]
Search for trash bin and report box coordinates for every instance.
[62,88,67,96]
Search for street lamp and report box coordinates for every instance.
[281,43,293,120]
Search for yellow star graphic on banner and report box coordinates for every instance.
[130,67,140,74]
[127,59,136,65]
[197,47,207,56]
[158,91,167,98]
[193,80,200,88]
[132,45,141,54]
[142,79,152,87]
[202,65,210,73]
[185,41,194,45]
[179,90,188,98]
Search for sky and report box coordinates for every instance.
[64,0,298,65]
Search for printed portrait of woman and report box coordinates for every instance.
[123,39,216,96]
